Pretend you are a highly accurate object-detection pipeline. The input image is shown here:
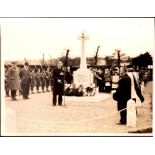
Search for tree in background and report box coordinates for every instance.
[63,49,70,67]
[113,49,126,67]
[94,46,100,66]
[105,56,115,67]
[132,52,153,68]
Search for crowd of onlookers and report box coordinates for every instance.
[89,66,152,94]
[64,65,152,96]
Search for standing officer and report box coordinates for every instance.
[7,62,20,101]
[35,68,41,93]
[52,61,65,106]
[19,62,31,100]
[30,68,36,94]
[45,67,51,92]
[5,66,10,97]
[50,68,54,91]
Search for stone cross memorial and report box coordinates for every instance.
[73,33,94,88]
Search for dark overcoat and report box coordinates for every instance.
[7,67,20,90]
[19,68,31,89]
[52,67,64,95]
[65,71,73,84]
[113,74,131,110]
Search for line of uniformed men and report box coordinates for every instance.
[30,67,52,94]
[5,62,73,101]
[5,62,53,100]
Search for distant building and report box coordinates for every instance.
[120,62,131,66]
[97,57,106,66]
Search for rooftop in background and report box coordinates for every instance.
[4,59,57,66]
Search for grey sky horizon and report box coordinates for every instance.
[1,18,154,61]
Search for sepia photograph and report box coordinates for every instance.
[0,18,154,136]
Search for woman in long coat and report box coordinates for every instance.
[7,62,20,101]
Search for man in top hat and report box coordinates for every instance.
[19,62,31,99]
[7,62,20,101]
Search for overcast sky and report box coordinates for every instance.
[1,18,154,61]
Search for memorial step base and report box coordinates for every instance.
[64,93,111,103]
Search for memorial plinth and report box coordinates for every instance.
[73,33,94,88]
[73,68,94,88]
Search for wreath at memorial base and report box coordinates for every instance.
[64,84,96,96]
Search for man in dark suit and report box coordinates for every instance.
[113,66,144,125]
[19,62,31,100]
[52,61,65,106]
[65,66,73,84]
[113,66,131,124]
[95,69,105,92]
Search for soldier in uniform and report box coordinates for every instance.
[52,61,65,106]
[5,66,10,97]
[50,68,54,91]
[18,66,23,96]
[19,62,31,99]
[30,68,36,94]
[45,67,51,92]
[7,62,20,101]
[35,68,41,93]
[41,68,46,93]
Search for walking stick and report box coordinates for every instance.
[63,49,70,107]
